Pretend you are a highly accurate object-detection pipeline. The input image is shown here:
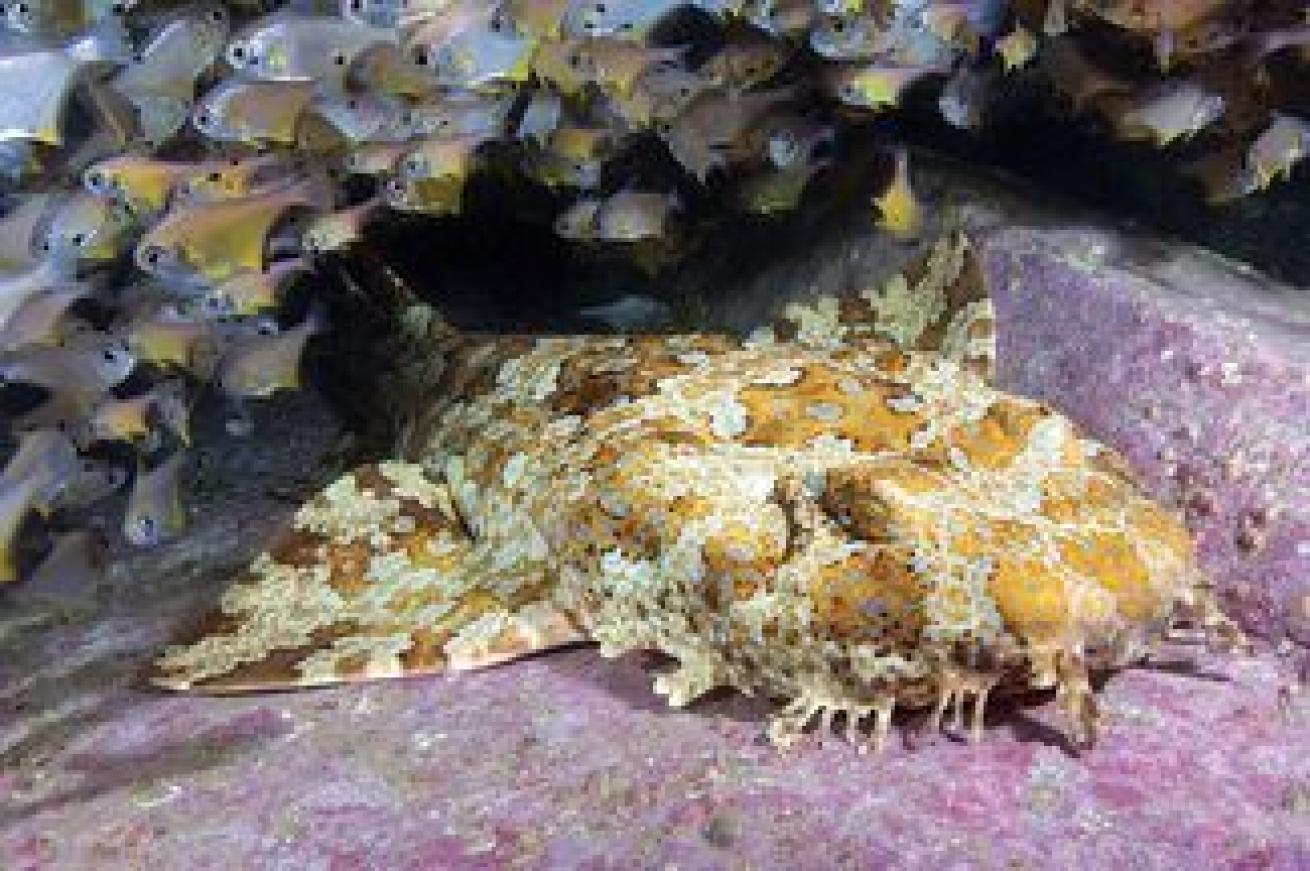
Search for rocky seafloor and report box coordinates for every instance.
[2,159,1309,869]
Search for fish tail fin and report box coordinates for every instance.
[151,462,582,693]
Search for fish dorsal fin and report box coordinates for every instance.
[151,461,581,693]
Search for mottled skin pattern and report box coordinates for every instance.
[155,235,1240,750]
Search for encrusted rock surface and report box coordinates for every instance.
[3,169,1309,867]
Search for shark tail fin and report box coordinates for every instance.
[151,461,582,693]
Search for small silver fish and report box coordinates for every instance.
[578,293,672,330]
[938,63,995,131]
[1115,80,1225,146]
[561,0,684,39]
[301,198,380,253]
[409,9,536,92]
[0,427,80,513]
[2,0,132,38]
[58,454,127,507]
[0,43,92,145]
[593,189,679,241]
[0,193,57,269]
[1246,113,1310,189]
[381,91,514,141]
[192,79,317,145]
[516,89,563,146]
[217,306,324,398]
[554,196,601,239]
[123,450,187,547]
[1,333,135,398]
[312,90,407,144]
[0,283,90,349]
[112,3,230,142]
[226,11,392,87]
[0,259,70,329]
[39,191,132,264]
[26,528,107,599]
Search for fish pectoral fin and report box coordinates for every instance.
[150,461,576,693]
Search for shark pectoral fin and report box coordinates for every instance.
[150,461,574,693]
[444,599,585,672]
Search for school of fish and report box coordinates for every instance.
[1,0,1307,596]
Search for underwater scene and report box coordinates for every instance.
[1,0,1309,867]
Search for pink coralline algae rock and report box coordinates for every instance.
[967,215,1310,647]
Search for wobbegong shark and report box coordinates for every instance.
[153,233,1244,752]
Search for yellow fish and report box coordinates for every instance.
[572,39,688,99]
[86,378,190,447]
[873,148,921,240]
[703,27,790,92]
[345,141,409,176]
[737,160,828,215]
[125,314,222,376]
[506,0,571,39]
[135,179,328,283]
[396,135,483,182]
[549,126,618,163]
[124,450,188,547]
[383,175,466,215]
[829,64,943,110]
[84,156,203,216]
[531,38,592,97]
[996,24,1037,71]
[171,154,299,205]
[0,475,39,582]
[203,258,311,316]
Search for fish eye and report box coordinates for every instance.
[71,232,86,247]
[210,7,225,21]
[136,515,158,540]
[333,51,347,66]
[142,244,165,267]
[412,46,429,66]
